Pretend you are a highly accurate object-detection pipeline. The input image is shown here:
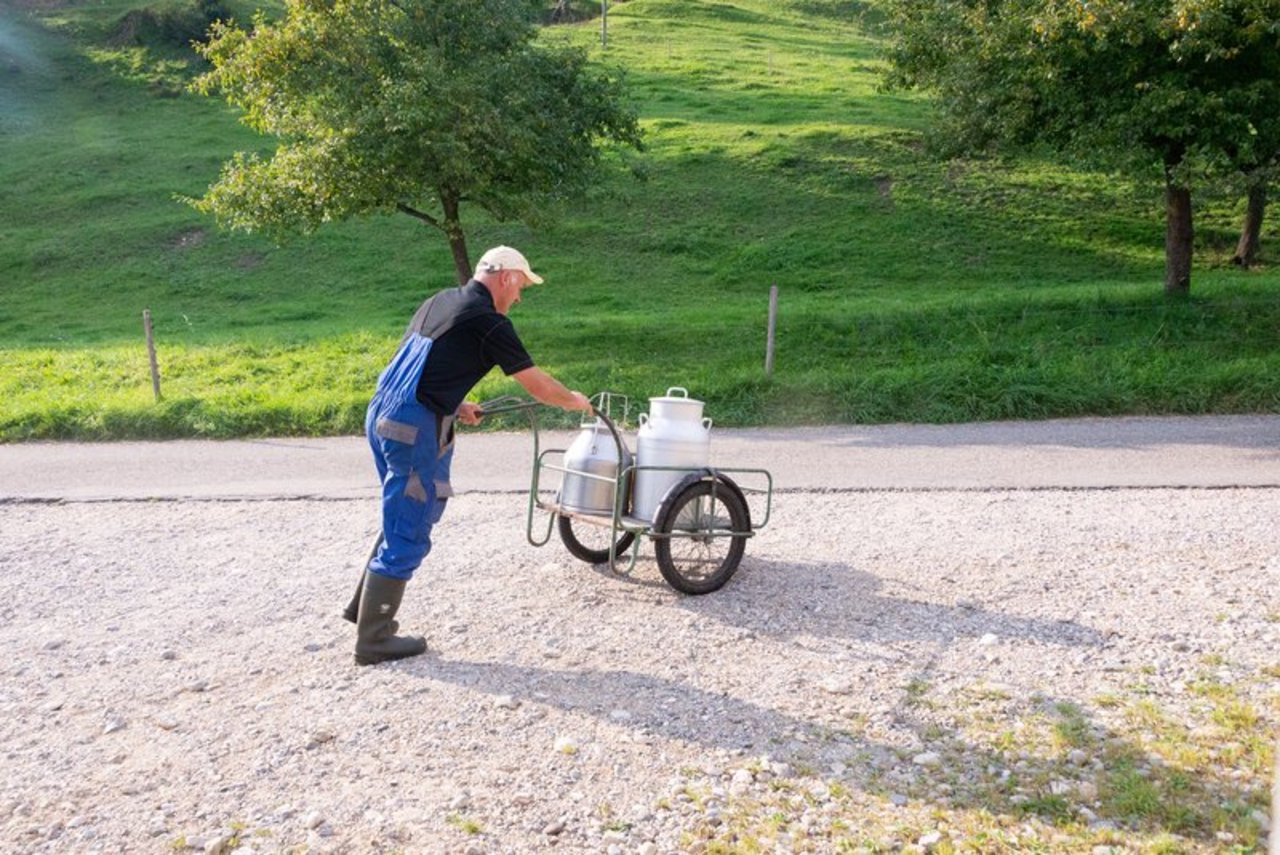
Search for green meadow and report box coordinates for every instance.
[2,0,1278,440]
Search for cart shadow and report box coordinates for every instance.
[574,557,672,591]
[675,556,1105,649]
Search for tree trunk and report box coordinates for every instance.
[1232,178,1266,268]
[441,191,471,284]
[1163,167,1193,297]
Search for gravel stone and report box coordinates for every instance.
[0,480,1274,852]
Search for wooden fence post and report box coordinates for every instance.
[765,284,778,377]
[143,308,161,401]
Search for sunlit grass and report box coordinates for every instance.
[683,680,1275,852]
[2,0,1278,439]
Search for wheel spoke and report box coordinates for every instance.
[654,480,748,593]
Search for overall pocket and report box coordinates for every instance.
[391,469,434,543]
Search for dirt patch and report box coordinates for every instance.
[233,251,266,270]
[168,227,207,250]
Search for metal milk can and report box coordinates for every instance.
[559,416,634,515]
[632,387,712,522]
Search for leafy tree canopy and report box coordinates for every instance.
[881,0,1280,292]
[188,0,642,281]
[884,0,1280,170]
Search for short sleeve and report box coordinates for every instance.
[480,317,534,376]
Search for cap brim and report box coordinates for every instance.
[525,270,544,284]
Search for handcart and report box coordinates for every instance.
[480,393,773,594]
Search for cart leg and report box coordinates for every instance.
[607,533,641,576]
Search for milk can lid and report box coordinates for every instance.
[649,386,703,405]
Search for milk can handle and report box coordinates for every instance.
[666,387,689,398]
[702,417,713,430]
[638,412,649,427]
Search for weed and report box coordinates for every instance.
[904,677,930,706]
[1104,763,1162,821]
[1051,702,1092,751]
[1015,793,1073,822]
[1125,699,1168,730]
[446,813,483,835]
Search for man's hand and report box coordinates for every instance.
[456,401,484,426]
[566,391,593,413]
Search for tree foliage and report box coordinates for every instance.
[188,0,642,281]
[882,0,1280,293]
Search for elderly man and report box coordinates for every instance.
[345,246,591,665]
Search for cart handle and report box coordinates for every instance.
[590,403,629,463]
[476,396,542,417]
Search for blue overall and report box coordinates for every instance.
[364,332,455,582]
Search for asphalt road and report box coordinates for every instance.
[2,414,1277,501]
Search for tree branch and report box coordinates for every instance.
[396,203,443,231]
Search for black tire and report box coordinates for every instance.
[557,514,637,565]
[653,478,750,594]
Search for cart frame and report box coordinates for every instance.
[485,393,773,592]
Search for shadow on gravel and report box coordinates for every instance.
[408,659,1263,848]
[409,657,809,752]
[864,690,1270,849]
[676,558,1105,649]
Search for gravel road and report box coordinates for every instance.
[1,416,1277,853]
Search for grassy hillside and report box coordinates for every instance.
[2,0,1278,440]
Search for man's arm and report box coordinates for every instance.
[513,366,592,412]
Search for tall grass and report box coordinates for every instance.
[1,0,1277,440]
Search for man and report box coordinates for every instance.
[344,246,592,665]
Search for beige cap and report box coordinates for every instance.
[476,245,543,284]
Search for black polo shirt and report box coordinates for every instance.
[405,280,534,415]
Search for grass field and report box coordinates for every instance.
[2,0,1279,440]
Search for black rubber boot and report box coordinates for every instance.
[342,573,363,624]
[343,573,399,636]
[354,572,427,666]
[343,534,386,624]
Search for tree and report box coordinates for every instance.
[882,0,1280,295]
[188,0,641,282]
[1232,175,1267,268]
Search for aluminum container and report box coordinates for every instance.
[559,418,633,515]
[632,388,712,522]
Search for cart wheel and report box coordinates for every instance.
[557,515,637,565]
[653,477,750,594]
